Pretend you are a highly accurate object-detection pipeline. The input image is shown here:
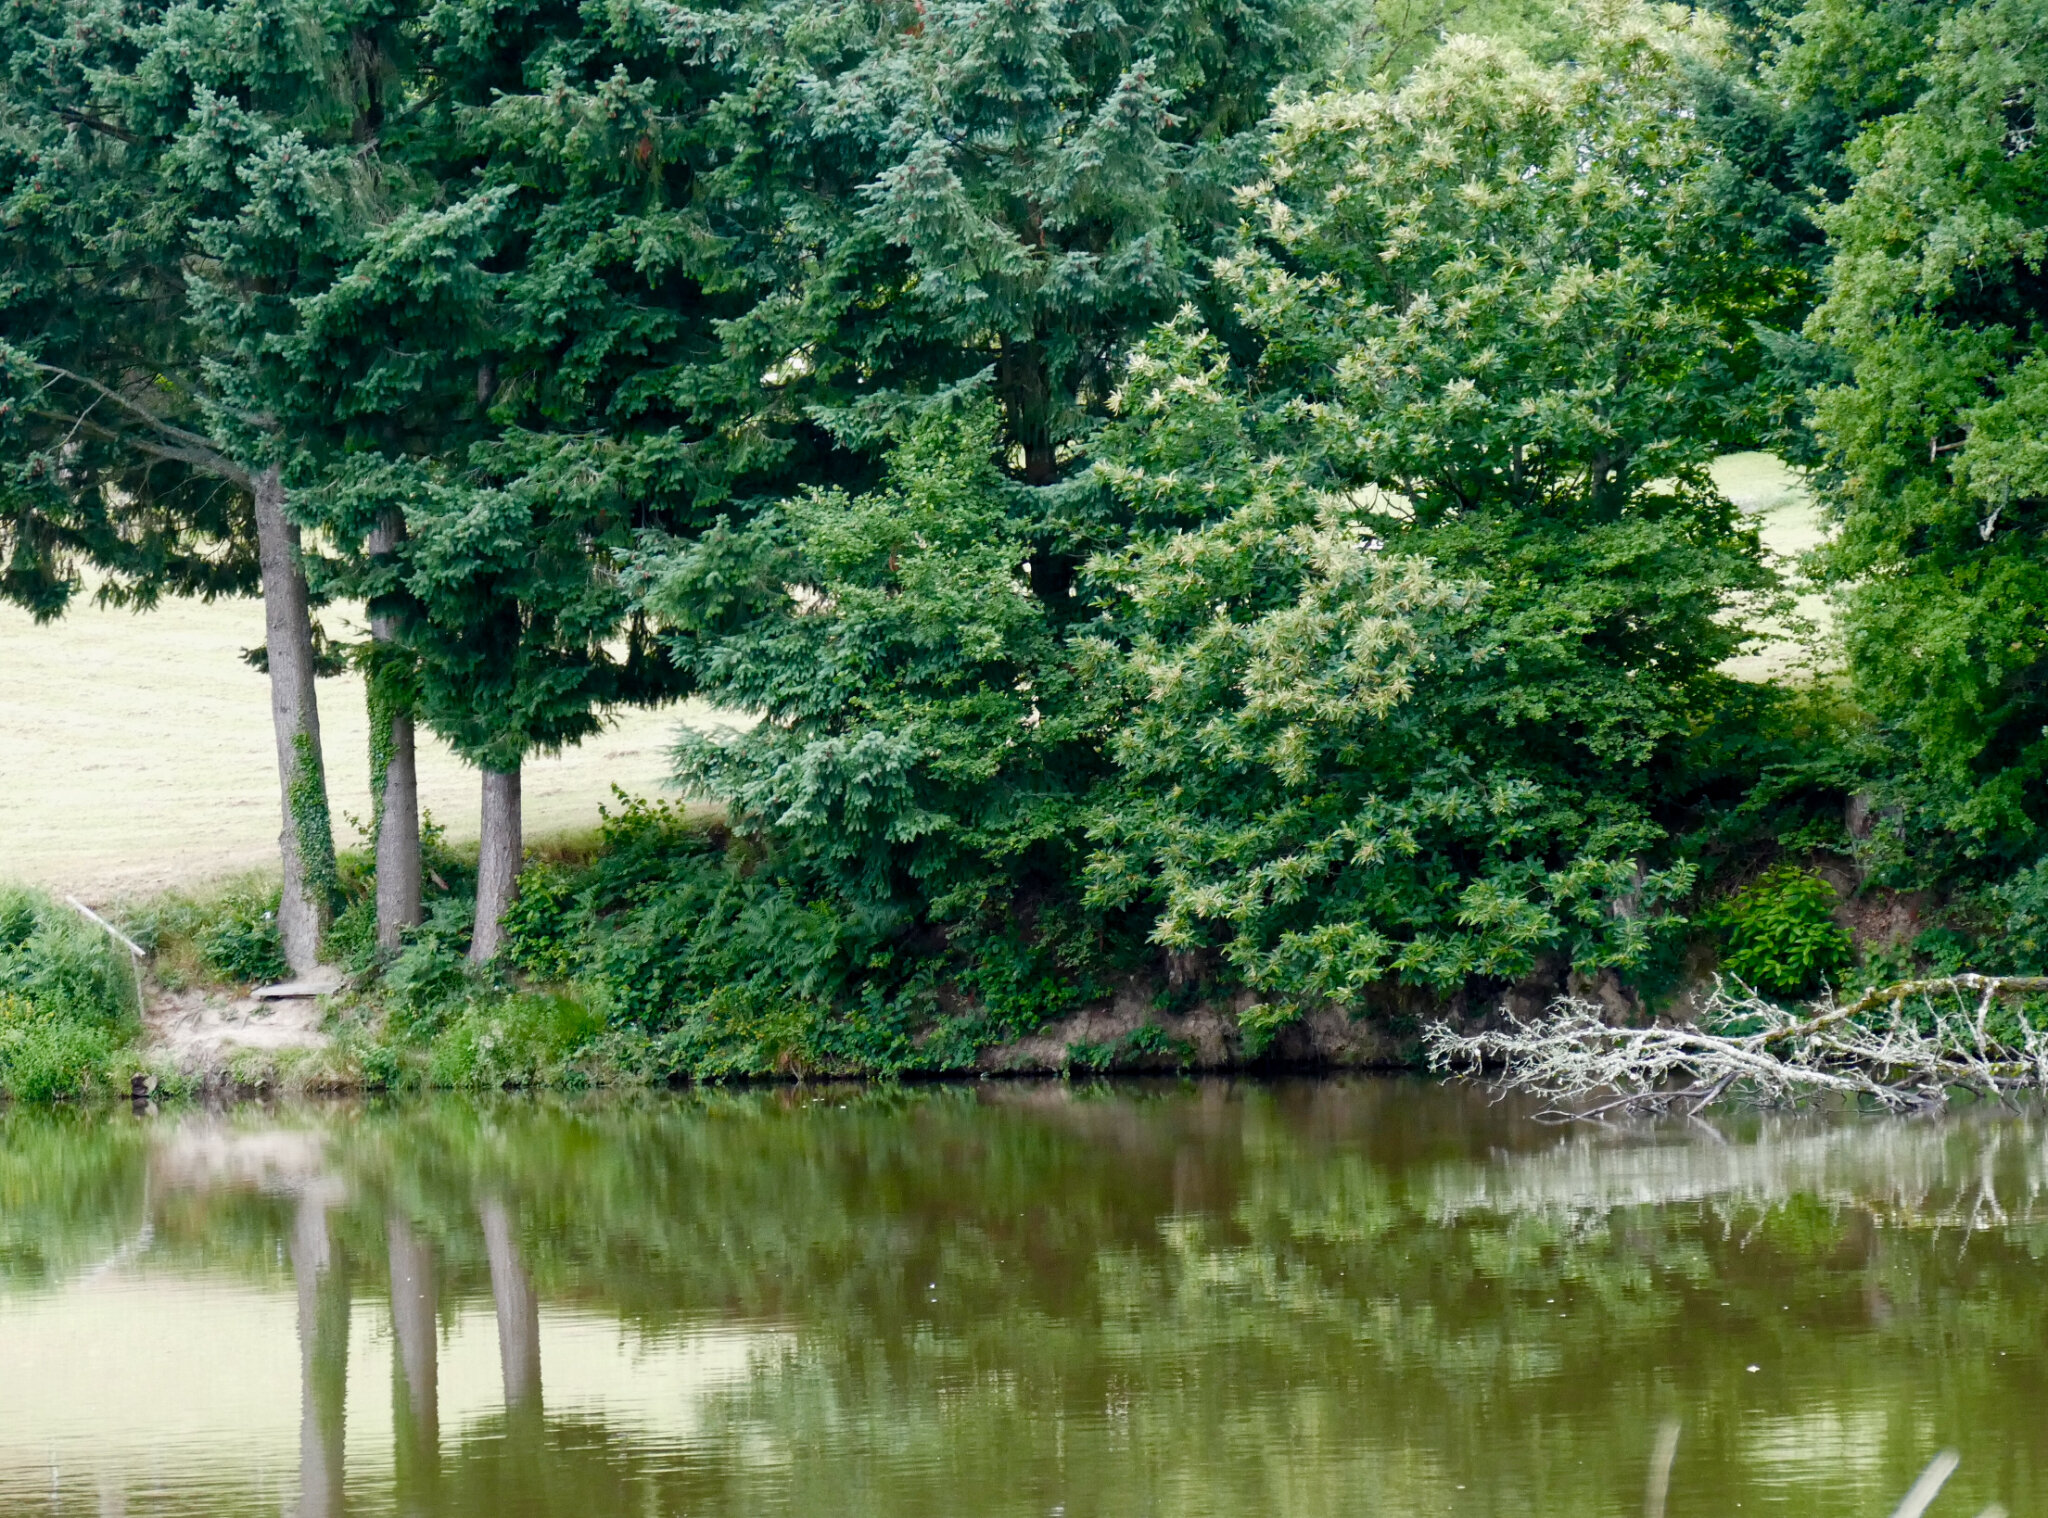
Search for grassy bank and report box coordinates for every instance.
[4,780,2037,1106]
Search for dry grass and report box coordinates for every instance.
[0,590,730,904]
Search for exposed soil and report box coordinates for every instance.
[976,981,1452,1074]
[143,984,333,1072]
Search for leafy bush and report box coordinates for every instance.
[128,881,288,987]
[193,895,290,984]
[425,991,611,1089]
[0,888,131,1026]
[0,890,134,1100]
[0,1003,121,1102]
[1988,861,2048,975]
[1710,865,1853,998]
[378,898,484,1036]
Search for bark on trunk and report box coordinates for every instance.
[998,336,1058,486]
[479,1197,542,1416]
[253,465,336,974]
[387,1213,439,1505]
[293,1191,349,1518]
[367,516,422,949]
[470,765,522,964]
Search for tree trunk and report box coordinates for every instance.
[253,465,337,974]
[479,1197,542,1417]
[293,1190,349,1518]
[998,336,1058,486]
[367,516,422,949]
[470,765,522,964]
[387,1213,439,1506]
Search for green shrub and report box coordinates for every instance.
[128,881,288,987]
[0,888,131,1028]
[193,894,290,983]
[0,1007,120,1102]
[379,898,483,1036]
[1067,1023,1195,1071]
[1710,865,1853,998]
[0,890,132,1101]
[425,991,610,1089]
[1992,860,2048,974]
[501,861,583,981]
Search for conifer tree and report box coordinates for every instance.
[258,0,758,957]
[686,0,1350,583]
[632,0,1356,938]
[0,0,353,970]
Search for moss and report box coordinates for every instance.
[287,728,340,911]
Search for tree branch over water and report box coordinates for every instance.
[1425,977,2048,1119]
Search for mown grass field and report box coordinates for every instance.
[0,589,723,904]
[0,455,1817,906]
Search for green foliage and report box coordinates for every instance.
[643,402,1105,921]
[0,889,133,1101]
[1083,13,1775,1005]
[20,0,2048,1061]
[1805,0,2048,861]
[130,883,289,988]
[424,991,612,1090]
[0,888,130,1026]
[492,791,1097,1076]
[1709,865,1854,996]
[1068,1023,1195,1070]
[0,1010,122,1104]
[1991,862,2048,975]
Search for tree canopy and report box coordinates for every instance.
[6,0,2048,1057]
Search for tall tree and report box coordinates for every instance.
[682,0,1353,588]
[0,0,348,970]
[1080,9,1782,1015]
[258,0,760,957]
[1805,0,2048,863]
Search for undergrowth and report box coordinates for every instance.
[0,886,138,1100]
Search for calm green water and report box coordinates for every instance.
[0,1079,2043,1517]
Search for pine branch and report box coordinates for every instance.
[30,363,249,484]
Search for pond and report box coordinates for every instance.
[0,1078,2041,1517]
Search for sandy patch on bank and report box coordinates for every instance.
[0,591,732,902]
[144,984,334,1069]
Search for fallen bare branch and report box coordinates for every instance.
[1424,975,2048,1119]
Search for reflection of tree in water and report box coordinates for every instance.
[8,1086,2048,1518]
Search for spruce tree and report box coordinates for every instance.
[0,0,350,970]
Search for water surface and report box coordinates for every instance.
[1,1079,2043,1517]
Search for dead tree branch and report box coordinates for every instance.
[1425,976,2048,1120]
